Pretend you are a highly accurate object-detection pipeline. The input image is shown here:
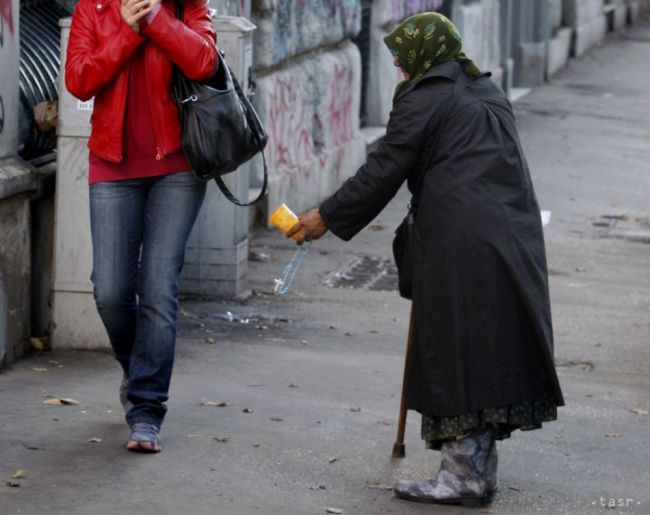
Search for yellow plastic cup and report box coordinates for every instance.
[269,204,301,241]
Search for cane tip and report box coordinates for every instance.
[392,442,405,458]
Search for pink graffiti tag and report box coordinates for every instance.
[0,0,14,35]
[328,62,354,148]
[266,76,315,175]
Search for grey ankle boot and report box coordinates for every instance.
[394,428,496,507]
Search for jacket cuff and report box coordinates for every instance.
[319,197,354,242]
[118,15,145,47]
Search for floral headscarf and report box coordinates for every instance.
[384,12,481,98]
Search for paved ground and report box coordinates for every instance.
[2,21,650,515]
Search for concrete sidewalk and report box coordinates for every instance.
[2,22,650,515]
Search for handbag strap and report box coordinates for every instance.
[173,1,268,207]
[409,67,472,212]
[214,150,269,207]
[213,63,269,207]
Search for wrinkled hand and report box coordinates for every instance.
[121,0,152,32]
[286,208,328,245]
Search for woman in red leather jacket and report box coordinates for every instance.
[65,0,218,453]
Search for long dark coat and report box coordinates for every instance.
[320,61,564,418]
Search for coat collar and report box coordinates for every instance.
[396,60,462,100]
[422,59,463,81]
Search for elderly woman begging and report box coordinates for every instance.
[288,12,564,508]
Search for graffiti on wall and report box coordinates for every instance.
[328,62,354,148]
[263,51,358,177]
[266,76,315,174]
[388,0,445,24]
[255,0,361,69]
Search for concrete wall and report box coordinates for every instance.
[0,190,31,365]
[253,0,361,69]
[250,1,367,217]
[564,0,606,56]
[1,0,30,366]
[254,41,366,215]
[546,0,572,77]
[211,0,252,17]
[1,0,19,158]
[454,0,502,83]
[365,0,445,126]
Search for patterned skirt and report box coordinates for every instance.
[421,392,558,450]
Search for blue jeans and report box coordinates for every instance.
[89,172,206,427]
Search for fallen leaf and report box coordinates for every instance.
[242,408,253,413]
[350,407,361,413]
[43,398,79,406]
[88,437,102,443]
[11,470,25,480]
[507,484,523,492]
[270,417,283,422]
[213,436,230,443]
[288,383,298,388]
[366,483,392,491]
[31,368,48,373]
[325,508,344,514]
[200,400,231,407]
[329,457,337,464]
[6,481,20,488]
[603,432,620,438]
[252,444,261,448]
[627,408,650,416]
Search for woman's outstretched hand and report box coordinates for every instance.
[286,208,328,245]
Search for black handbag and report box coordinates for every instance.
[392,70,469,299]
[392,208,416,299]
[170,2,268,206]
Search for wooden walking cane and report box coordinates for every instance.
[392,305,415,458]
